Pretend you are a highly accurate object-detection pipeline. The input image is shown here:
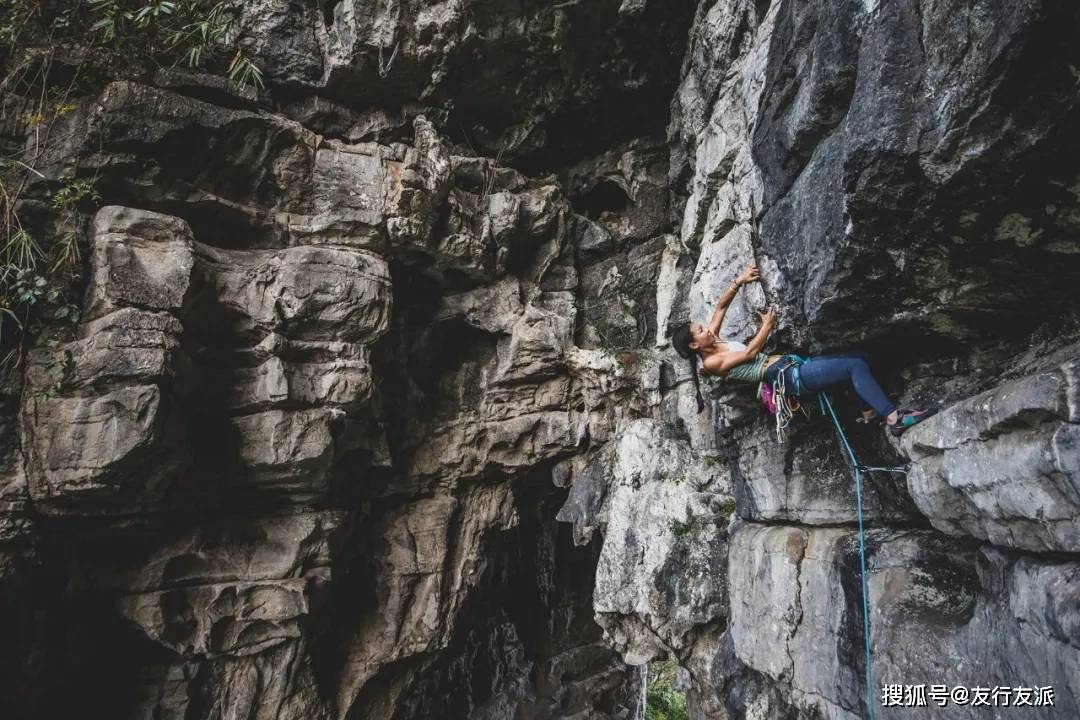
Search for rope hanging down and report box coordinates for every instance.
[748,192,902,719]
[819,390,876,720]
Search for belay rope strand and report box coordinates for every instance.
[763,356,909,719]
[746,197,903,717]
[819,390,877,720]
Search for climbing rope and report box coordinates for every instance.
[818,390,876,720]
[749,164,885,715]
[749,183,884,718]
[762,354,911,718]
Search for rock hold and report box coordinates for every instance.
[902,352,1080,554]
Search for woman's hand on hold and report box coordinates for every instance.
[736,262,760,286]
[758,307,777,328]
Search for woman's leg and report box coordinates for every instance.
[817,349,869,362]
[819,350,876,415]
[799,354,898,418]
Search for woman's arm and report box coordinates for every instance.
[704,308,777,375]
[707,263,760,336]
[743,308,776,355]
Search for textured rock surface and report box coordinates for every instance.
[570,420,732,665]
[727,523,1080,719]
[903,355,1080,554]
[3,64,668,720]
[22,208,193,518]
[577,0,1080,719]
[4,0,1080,719]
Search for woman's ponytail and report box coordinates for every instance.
[671,323,707,413]
[688,354,706,413]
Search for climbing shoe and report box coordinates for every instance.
[887,408,936,438]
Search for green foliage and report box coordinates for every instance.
[50,231,81,273]
[0,176,95,374]
[2,229,43,277]
[88,0,177,38]
[718,497,736,520]
[84,0,263,89]
[12,270,48,307]
[1,7,262,376]
[168,1,230,66]
[670,519,692,537]
[37,336,73,398]
[227,51,263,90]
[51,178,100,271]
[646,660,689,720]
[2,2,263,97]
[51,178,100,211]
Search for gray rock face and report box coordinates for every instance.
[902,355,1080,553]
[586,0,1080,718]
[586,420,732,665]
[727,523,1080,719]
[3,70,663,717]
[22,208,193,518]
[239,0,697,168]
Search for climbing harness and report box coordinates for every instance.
[757,354,809,443]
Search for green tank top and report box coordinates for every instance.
[723,352,770,383]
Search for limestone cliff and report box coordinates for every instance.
[1,1,1078,719]
[574,2,1080,718]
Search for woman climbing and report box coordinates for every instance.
[670,262,934,437]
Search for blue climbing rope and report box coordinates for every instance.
[818,390,876,720]
[765,355,909,718]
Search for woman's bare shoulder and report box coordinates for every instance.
[699,352,732,376]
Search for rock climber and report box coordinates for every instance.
[670,262,934,437]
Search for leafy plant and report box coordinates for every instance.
[38,337,73,399]
[0,176,96,375]
[84,0,264,90]
[670,519,692,537]
[167,1,228,65]
[51,178,100,211]
[227,51,263,90]
[3,229,43,277]
[13,270,48,307]
[50,233,81,273]
[646,660,689,720]
[50,177,100,271]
